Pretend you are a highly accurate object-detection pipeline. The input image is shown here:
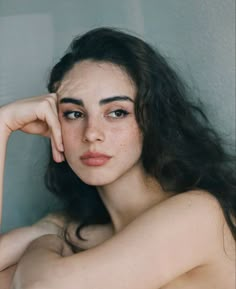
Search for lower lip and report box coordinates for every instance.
[80,157,111,166]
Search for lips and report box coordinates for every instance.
[80,151,112,166]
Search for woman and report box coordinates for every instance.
[0,27,235,289]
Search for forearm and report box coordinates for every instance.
[12,235,69,289]
[0,212,67,271]
[0,264,17,289]
[0,225,57,271]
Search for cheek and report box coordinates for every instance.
[61,124,82,149]
[112,124,142,154]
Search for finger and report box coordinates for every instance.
[48,94,59,115]
[51,136,65,163]
[56,79,81,99]
[40,99,64,152]
[48,96,64,152]
[21,120,49,136]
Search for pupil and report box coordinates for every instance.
[116,110,122,117]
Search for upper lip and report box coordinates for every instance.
[80,151,111,159]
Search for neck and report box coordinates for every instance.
[97,164,168,233]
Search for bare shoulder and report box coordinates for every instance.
[162,189,222,209]
[49,190,234,288]
[150,189,235,259]
[157,189,225,227]
[155,189,227,237]
[30,191,234,289]
[120,189,232,265]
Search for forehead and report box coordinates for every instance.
[57,60,136,100]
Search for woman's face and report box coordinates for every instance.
[57,60,143,186]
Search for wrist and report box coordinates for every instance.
[0,107,14,138]
[0,120,11,140]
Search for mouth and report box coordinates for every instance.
[80,152,112,167]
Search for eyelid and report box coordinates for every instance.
[106,109,130,119]
[63,110,85,120]
[104,103,131,111]
[62,107,131,120]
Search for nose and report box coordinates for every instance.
[82,118,105,143]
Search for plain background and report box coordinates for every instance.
[0,0,235,233]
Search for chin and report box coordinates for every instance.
[83,175,118,186]
[82,179,110,186]
[75,171,117,187]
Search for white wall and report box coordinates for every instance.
[0,0,235,232]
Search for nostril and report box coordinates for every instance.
[82,125,105,142]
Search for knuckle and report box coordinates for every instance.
[40,98,53,110]
[45,96,55,106]
[50,93,57,99]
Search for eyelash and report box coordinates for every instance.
[107,109,129,119]
[63,110,84,120]
[63,109,130,120]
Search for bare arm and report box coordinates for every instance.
[0,93,114,274]
[0,125,10,229]
[0,127,51,271]
[11,191,225,289]
[0,264,17,289]
[0,215,65,271]
[0,94,65,275]
[0,94,64,228]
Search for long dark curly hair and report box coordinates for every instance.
[45,27,236,241]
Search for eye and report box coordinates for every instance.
[107,109,129,119]
[63,110,84,120]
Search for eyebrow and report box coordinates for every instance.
[59,96,134,106]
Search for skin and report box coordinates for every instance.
[0,61,235,289]
[0,212,113,288]
[0,264,17,289]
[57,61,167,231]
[58,61,143,188]
[11,192,236,289]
